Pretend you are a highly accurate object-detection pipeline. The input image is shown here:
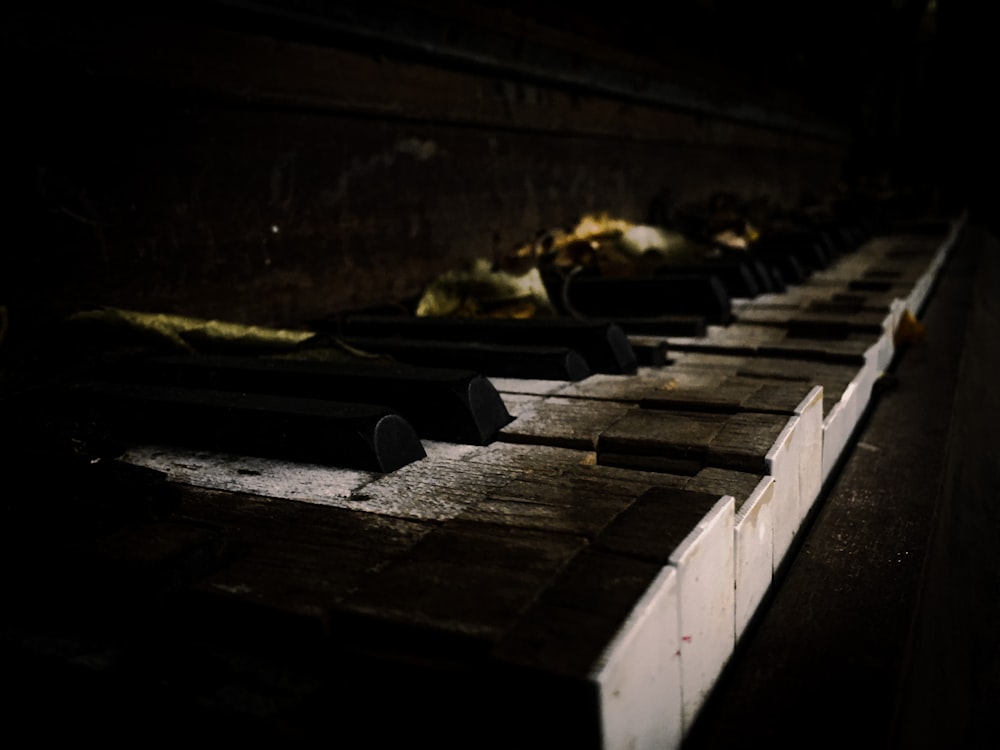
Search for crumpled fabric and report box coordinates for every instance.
[416,214,705,319]
[415,258,557,319]
[64,306,387,363]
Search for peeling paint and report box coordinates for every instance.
[394,137,440,161]
[326,138,443,205]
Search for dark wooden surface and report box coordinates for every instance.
[891,224,1000,749]
[3,3,847,331]
[682,222,1000,749]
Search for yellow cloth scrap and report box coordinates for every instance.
[67,307,319,353]
[894,309,926,348]
[711,223,760,251]
[415,259,557,319]
[543,214,701,275]
[417,213,705,320]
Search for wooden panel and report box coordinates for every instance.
[6,8,847,330]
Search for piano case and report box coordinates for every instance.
[1,3,979,747]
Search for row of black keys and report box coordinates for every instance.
[33,222,870,473]
[36,319,631,473]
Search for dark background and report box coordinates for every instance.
[489,0,994,215]
[3,0,995,332]
[1,4,996,747]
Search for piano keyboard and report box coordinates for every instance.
[1,214,965,747]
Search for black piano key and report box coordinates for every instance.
[756,253,808,285]
[818,227,846,259]
[113,354,513,446]
[753,230,829,273]
[561,274,731,325]
[761,261,786,293]
[817,220,860,256]
[340,336,592,381]
[54,381,427,472]
[611,316,706,337]
[656,260,761,298]
[333,316,637,375]
[847,279,895,293]
[630,339,670,366]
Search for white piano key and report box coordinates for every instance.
[734,475,776,639]
[795,385,826,518]
[823,379,857,485]
[821,339,885,484]
[766,413,801,568]
[671,493,736,731]
[595,565,683,750]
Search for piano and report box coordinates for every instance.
[3,3,995,748]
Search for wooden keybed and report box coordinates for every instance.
[0,214,961,747]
